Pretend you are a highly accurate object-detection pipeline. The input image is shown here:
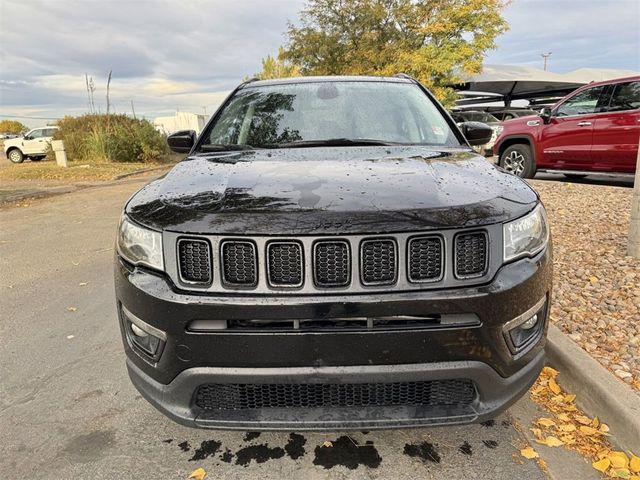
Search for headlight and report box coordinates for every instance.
[117,215,164,271]
[494,125,504,136]
[503,204,549,262]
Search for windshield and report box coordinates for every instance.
[201,81,462,150]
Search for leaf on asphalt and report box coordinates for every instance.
[600,424,610,434]
[542,366,558,378]
[611,468,631,479]
[187,467,207,480]
[559,424,576,432]
[564,394,576,403]
[548,378,561,395]
[575,415,592,425]
[591,416,599,428]
[66,335,74,339]
[520,447,539,459]
[556,413,571,422]
[630,455,640,473]
[592,457,610,472]
[609,451,630,469]
[79,282,88,286]
[536,418,557,428]
[67,306,77,312]
[536,436,564,447]
[589,276,598,284]
[530,427,544,440]
[322,441,333,448]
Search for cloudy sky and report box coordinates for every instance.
[1,0,638,127]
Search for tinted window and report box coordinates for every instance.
[27,129,44,138]
[458,111,499,123]
[555,86,605,116]
[607,81,640,112]
[204,81,461,148]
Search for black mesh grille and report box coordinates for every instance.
[314,241,350,287]
[408,236,443,282]
[361,239,396,285]
[178,239,211,283]
[221,241,257,286]
[455,232,487,278]
[194,380,476,410]
[268,242,303,287]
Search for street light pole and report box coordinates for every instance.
[541,52,552,71]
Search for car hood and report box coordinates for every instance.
[126,146,538,235]
[2,137,22,148]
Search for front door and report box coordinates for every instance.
[22,129,47,155]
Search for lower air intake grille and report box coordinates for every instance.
[361,239,396,285]
[221,241,257,286]
[177,239,211,284]
[314,241,350,287]
[267,242,303,287]
[408,236,443,282]
[194,379,476,410]
[455,232,487,278]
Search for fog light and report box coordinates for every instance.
[520,314,538,330]
[503,296,547,354]
[121,305,166,359]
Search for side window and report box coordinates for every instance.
[27,129,44,139]
[555,86,605,117]
[44,128,57,137]
[607,81,640,112]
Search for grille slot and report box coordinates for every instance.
[408,236,443,282]
[194,379,476,410]
[267,242,303,287]
[221,241,257,286]
[177,239,212,284]
[361,239,397,285]
[454,232,488,278]
[313,241,350,287]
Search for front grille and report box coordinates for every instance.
[314,241,350,287]
[408,236,443,282]
[455,232,488,278]
[194,379,476,410]
[267,242,303,287]
[361,239,396,285]
[177,239,212,284]
[221,241,257,286]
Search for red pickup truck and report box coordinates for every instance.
[494,76,639,178]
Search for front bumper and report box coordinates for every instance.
[115,246,552,430]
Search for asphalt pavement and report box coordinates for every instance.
[0,179,566,479]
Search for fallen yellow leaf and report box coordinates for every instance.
[536,436,564,447]
[564,394,576,403]
[592,457,610,472]
[542,366,559,378]
[322,441,333,448]
[600,424,610,433]
[575,415,592,425]
[609,451,630,469]
[187,467,207,480]
[548,378,561,395]
[580,426,599,436]
[536,417,557,428]
[557,413,571,422]
[591,416,599,428]
[530,427,544,440]
[559,424,576,432]
[611,468,631,478]
[521,447,539,459]
[630,455,640,473]
[589,276,598,284]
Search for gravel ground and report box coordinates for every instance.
[531,180,640,392]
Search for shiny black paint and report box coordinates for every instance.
[126,147,538,235]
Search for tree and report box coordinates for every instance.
[253,47,301,80]
[266,0,509,105]
[0,120,28,134]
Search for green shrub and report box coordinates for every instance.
[53,114,168,163]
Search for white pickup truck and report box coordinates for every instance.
[3,126,59,163]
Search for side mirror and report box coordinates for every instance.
[23,135,32,140]
[539,107,552,124]
[167,130,196,153]
[460,121,493,146]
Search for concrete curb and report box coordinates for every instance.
[546,324,640,451]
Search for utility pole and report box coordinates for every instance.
[130,99,136,119]
[541,52,552,71]
[628,137,640,258]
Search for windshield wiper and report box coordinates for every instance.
[271,138,399,148]
[198,143,256,152]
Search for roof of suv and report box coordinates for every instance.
[242,75,415,88]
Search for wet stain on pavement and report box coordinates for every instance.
[62,430,115,464]
[235,444,285,466]
[243,432,261,442]
[314,436,382,470]
[501,419,512,428]
[458,441,473,455]
[482,440,499,449]
[220,448,234,463]
[162,439,173,444]
[178,441,191,452]
[189,440,222,461]
[284,433,306,460]
[403,441,441,464]
[480,419,496,427]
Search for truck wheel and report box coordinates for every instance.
[500,144,535,178]
[7,149,24,164]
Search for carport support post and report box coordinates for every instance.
[628,137,640,258]
[51,140,68,168]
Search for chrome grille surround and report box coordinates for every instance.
[164,225,500,295]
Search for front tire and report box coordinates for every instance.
[500,144,535,178]
[7,149,24,164]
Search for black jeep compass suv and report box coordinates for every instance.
[115,76,552,430]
